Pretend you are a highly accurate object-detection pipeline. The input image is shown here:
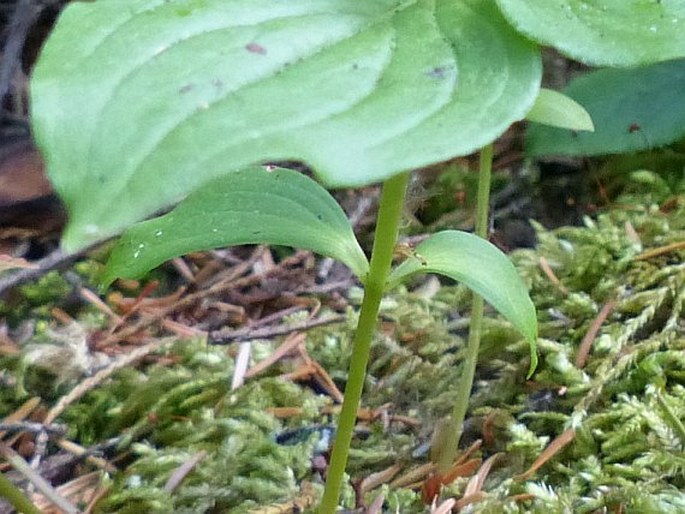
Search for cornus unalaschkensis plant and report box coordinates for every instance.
[5,1,681,512]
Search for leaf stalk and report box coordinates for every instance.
[0,465,42,514]
[438,144,494,473]
[318,171,410,513]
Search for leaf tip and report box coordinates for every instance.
[526,88,595,132]
[526,347,539,379]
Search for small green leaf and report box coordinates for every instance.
[526,88,593,132]
[388,230,538,369]
[31,0,541,252]
[102,166,369,288]
[496,0,685,66]
[527,59,685,157]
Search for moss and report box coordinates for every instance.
[5,182,685,511]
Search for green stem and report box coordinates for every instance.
[0,442,78,514]
[0,470,42,514]
[438,144,494,473]
[319,172,410,513]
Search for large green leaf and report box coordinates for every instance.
[527,59,685,157]
[31,0,541,252]
[102,166,368,288]
[496,0,685,66]
[388,230,538,367]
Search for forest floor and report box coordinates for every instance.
[1,1,685,513]
[2,144,685,513]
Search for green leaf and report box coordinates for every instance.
[101,166,369,288]
[388,230,538,367]
[527,59,685,158]
[31,0,541,252]
[526,88,593,132]
[496,0,685,66]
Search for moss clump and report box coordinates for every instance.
[5,186,685,512]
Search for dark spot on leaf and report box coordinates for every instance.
[245,42,267,55]
[316,214,323,221]
[352,63,359,70]
[253,230,262,236]
[426,66,446,79]
[178,84,194,94]
[571,130,579,138]
[628,123,641,133]
[212,78,223,88]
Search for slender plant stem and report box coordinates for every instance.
[0,468,42,514]
[438,144,494,473]
[319,172,410,513]
[0,442,78,514]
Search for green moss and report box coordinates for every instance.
[5,179,685,512]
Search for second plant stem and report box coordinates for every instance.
[438,144,494,473]
[319,171,410,514]
[0,472,42,514]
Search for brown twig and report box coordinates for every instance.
[245,332,306,378]
[0,247,81,297]
[0,397,41,439]
[44,336,177,424]
[430,498,456,514]
[539,256,568,295]
[80,287,122,322]
[366,491,386,514]
[97,247,302,348]
[575,299,616,368]
[464,453,501,497]
[515,428,576,481]
[163,451,207,493]
[453,492,487,510]
[389,462,436,489]
[247,305,306,328]
[298,346,344,403]
[33,471,102,514]
[56,439,116,474]
[633,240,685,261]
[360,464,402,494]
[210,313,344,345]
[0,441,79,514]
[0,422,64,436]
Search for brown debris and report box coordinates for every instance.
[575,299,616,368]
[516,428,576,481]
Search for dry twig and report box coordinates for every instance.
[575,299,616,368]
[515,428,576,481]
[0,442,78,514]
[44,336,177,424]
[210,314,344,345]
[0,248,81,297]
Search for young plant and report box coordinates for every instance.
[27,0,682,511]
